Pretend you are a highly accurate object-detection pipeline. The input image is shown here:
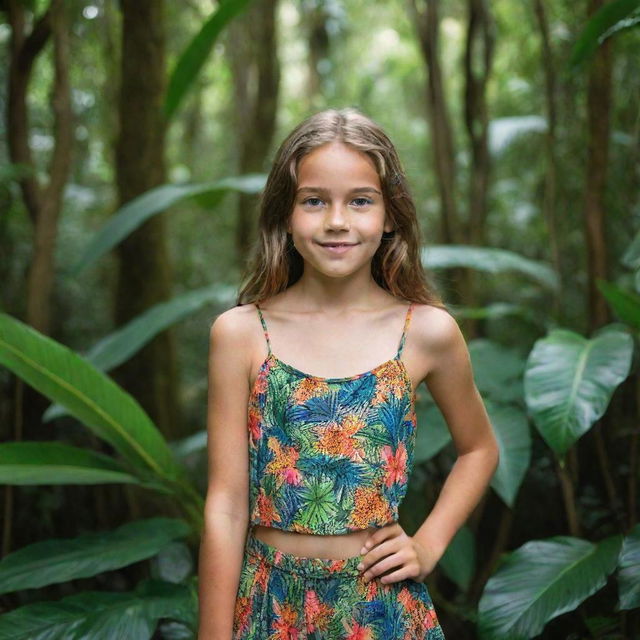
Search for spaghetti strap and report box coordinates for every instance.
[255,303,272,356]
[396,302,413,359]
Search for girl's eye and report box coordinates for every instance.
[301,197,373,208]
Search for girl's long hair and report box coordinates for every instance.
[236,107,445,308]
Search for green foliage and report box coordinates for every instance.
[618,524,640,610]
[165,0,256,120]
[43,283,234,422]
[570,0,640,68]
[439,525,476,592]
[0,579,196,640]
[484,401,531,507]
[0,313,182,483]
[524,327,633,457]
[0,312,203,637]
[0,441,141,486]
[414,398,452,462]
[598,279,640,330]
[478,535,622,640]
[69,175,266,275]
[418,246,639,635]
[0,518,190,595]
[422,245,559,291]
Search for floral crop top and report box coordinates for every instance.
[247,302,417,535]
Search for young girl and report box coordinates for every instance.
[198,108,499,639]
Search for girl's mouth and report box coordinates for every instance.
[318,242,357,254]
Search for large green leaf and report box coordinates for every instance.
[421,245,558,291]
[0,518,190,595]
[439,525,476,591]
[486,402,531,507]
[524,327,633,457]
[69,174,266,274]
[165,0,255,120]
[43,283,233,422]
[569,0,640,68]
[414,398,451,462]
[598,279,640,331]
[469,339,525,404]
[0,579,195,640]
[478,535,622,640]
[0,313,180,480]
[0,442,140,486]
[618,524,640,610]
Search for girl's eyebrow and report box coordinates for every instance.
[297,186,382,195]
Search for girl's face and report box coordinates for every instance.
[287,141,393,280]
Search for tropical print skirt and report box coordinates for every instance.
[233,531,446,639]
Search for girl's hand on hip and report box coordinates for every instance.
[356,522,436,585]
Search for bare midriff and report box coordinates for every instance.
[251,524,378,560]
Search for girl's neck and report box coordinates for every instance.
[286,275,388,311]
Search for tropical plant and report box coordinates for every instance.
[0,312,203,638]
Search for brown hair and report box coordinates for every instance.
[236,107,445,309]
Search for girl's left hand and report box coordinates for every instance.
[356,522,437,585]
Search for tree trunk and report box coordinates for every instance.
[408,0,460,246]
[7,0,73,334]
[460,0,495,337]
[226,0,281,264]
[532,0,562,316]
[112,0,182,439]
[584,0,612,331]
[4,0,73,556]
[463,0,495,248]
[303,0,331,110]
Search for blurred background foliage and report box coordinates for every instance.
[0,0,639,638]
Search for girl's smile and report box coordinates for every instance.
[316,241,359,254]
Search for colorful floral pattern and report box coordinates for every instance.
[232,532,446,639]
[248,302,417,535]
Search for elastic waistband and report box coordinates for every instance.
[245,531,363,579]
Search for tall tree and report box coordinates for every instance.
[4,0,72,556]
[6,0,72,334]
[112,0,182,439]
[584,0,612,331]
[533,0,562,308]
[225,0,281,262]
[463,0,495,247]
[408,0,460,246]
[302,0,331,110]
[409,0,495,334]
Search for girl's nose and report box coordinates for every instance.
[324,204,350,230]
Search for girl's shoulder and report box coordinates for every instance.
[212,301,259,326]
[209,302,262,350]
[409,302,463,356]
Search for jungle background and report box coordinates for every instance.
[0,0,639,638]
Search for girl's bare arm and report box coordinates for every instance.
[198,308,251,639]
[412,307,500,564]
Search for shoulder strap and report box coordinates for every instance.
[396,302,413,359]
[255,303,272,355]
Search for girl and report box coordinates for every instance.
[198,108,499,639]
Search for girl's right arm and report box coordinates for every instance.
[197,308,251,639]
